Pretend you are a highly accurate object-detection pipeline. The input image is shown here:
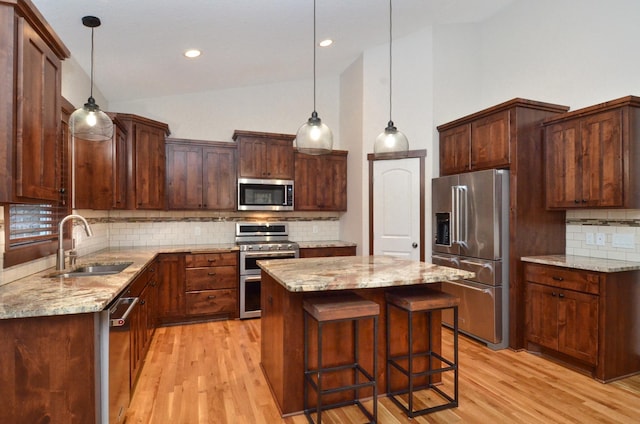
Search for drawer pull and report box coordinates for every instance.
[558,293,565,298]
[208,272,216,276]
[551,292,557,297]
[552,276,564,281]
[208,258,216,262]
[207,295,216,299]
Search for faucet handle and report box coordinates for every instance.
[67,250,78,267]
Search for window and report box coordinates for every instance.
[3,202,70,268]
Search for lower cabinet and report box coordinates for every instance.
[524,262,640,381]
[299,245,356,258]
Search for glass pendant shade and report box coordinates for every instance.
[70,97,113,141]
[374,120,409,154]
[296,111,333,155]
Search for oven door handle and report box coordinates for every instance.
[243,275,261,283]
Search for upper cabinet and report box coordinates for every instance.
[0,1,70,202]
[166,139,236,210]
[75,115,128,209]
[437,99,569,176]
[543,96,640,209]
[233,130,295,179]
[114,114,170,210]
[295,150,348,211]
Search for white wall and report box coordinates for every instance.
[61,56,109,110]
[108,77,341,145]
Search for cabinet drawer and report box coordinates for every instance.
[185,289,237,315]
[185,252,237,268]
[525,263,599,295]
[185,266,237,291]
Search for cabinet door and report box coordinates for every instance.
[203,146,236,210]
[113,124,128,208]
[558,290,598,365]
[471,111,510,170]
[15,18,62,201]
[157,254,185,320]
[238,139,267,178]
[166,143,203,209]
[295,152,347,211]
[439,124,470,175]
[265,139,295,179]
[135,125,166,209]
[579,109,623,207]
[545,120,581,208]
[75,136,114,209]
[525,283,558,350]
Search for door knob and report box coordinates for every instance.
[412,242,418,248]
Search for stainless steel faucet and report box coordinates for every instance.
[56,214,93,270]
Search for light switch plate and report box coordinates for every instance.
[586,233,595,245]
[596,233,606,246]
[612,233,635,249]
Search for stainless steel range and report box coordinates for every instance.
[236,222,299,318]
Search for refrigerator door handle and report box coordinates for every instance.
[445,280,494,295]
[454,185,467,246]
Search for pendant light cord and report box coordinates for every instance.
[313,0,317,113]
[388,0,393,124]
[90,26,95,100]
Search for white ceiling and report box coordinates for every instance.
[32,0,515,103]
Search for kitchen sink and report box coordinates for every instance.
[47,262,133,278]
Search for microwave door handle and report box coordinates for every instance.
[284,185,288,206]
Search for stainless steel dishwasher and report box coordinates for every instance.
[106,295,138,423]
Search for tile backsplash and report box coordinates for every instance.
[566,209,640,262]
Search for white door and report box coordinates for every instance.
[373,158,421,259]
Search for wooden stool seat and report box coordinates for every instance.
[304,293,380,322]
[385,286,460,418]
[304,292,379,423]
[386,287,460,311]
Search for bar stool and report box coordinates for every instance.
[303,292,379,424]
[385,287,460,418]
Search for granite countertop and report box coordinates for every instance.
[0,244,238,320]
[296,240,357,249]
[258,255,475,292]
[521,254,640,273]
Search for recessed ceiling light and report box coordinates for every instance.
[184,49,201,58]
[319,39,333,47]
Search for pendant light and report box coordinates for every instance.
[295,0,333,155]
[374,0,409,155]
[70,16,113,142]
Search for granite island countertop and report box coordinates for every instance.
[258,255,475,292]
[521,254,640,273]
[0,244,237,320]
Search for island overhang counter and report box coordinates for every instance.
[257,255,474,416]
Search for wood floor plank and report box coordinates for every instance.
[126,319,640,424]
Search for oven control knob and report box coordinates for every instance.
[258,245,263,250]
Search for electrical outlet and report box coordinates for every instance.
[612,233,635,249]
[585,233,595,245]
[312,225,319,234]
[596,233,605,246]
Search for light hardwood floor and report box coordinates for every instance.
[126,319,640,424]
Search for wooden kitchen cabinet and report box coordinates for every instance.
[234,130,295,179]
[184,252,238,318]
[299,245,356,258]
[524,262,640,381]
[157,254,186,324]
[437,98,570,350]
[115,113,170,210]
[544,96,640,209]
[75,115,128,209]
[0,1,70,202]
[166,139,236,210]
[294,150,348,211]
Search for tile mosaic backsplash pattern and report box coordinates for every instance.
[566,209,640,262]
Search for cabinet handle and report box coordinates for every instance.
[582,199,587,203]
[150,281,157,287]
[558,293,565,298]
[207,295,216,299]
[207,258,216,262]
[140,300,146,305]
[574,199,580,204]
[551,292,557,297]
[208,272,216,276]
[552,276,564,281]
[268,295,273,305]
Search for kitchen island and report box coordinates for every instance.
[257,255,474,416]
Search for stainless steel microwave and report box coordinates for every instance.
[237,178,294,211]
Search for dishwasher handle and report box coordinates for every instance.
[110,297,139,327]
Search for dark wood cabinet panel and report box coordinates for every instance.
[166,139,236,210]
[157,254,186,323]
[439,124,471,175]
[0,2,69,203]
[471,110,510,170]
[233,130,295,179]
[299,245,356,258]
[295,150,347,211]
[525,262,640,381]
[185,266,236,291]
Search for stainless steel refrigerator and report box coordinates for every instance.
[431,169,509,350]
